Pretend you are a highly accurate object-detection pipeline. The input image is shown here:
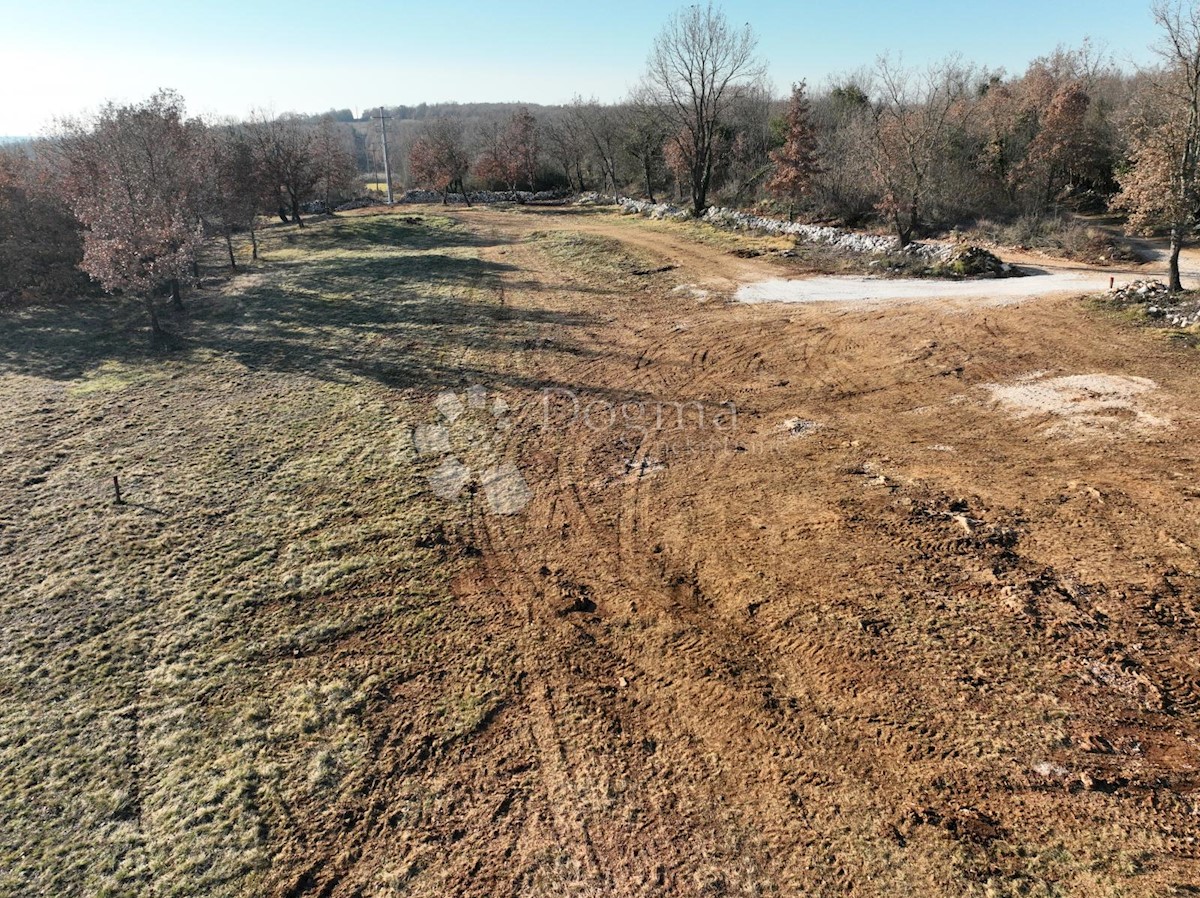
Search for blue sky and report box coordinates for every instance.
[0,0,1164,134]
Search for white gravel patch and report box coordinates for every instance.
[980,372,1167,435]
[734,270,1114,305]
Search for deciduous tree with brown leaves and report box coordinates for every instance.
[409,118,472,204]
[247,112,321,227]
[1115,0,1200,291]
[767,82,822,220]
[473,107,539,192]
[0,149,86,301]
[58,89,205,334]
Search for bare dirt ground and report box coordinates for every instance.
[3,206,1199,897]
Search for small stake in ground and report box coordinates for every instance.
[113,474,123,505]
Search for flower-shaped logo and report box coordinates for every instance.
[412,385,532,515]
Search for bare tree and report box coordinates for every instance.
[199,126,263,269]
[247,112,320,227]
[721,78,776,206]
[869,57,972,246]
[622,88,670,202]
[570,96,621,193]
[1115,1,1200,291]
[542,113,588,192]
[311,117,358,211]
[643,2,763,216]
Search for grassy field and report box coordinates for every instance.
[0,212,536,897]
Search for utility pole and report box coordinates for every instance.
[373,106,394,205]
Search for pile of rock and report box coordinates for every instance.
[334,197,377,212]
[620,197,691,220]
[577,192,616,206]
[398,188,569,205]
[700,205,952,260]
[1110,279,1200,328]
[1110,279,1171,303]
[1157,307,1200,327]
[937,245,1018,278]
[587,193,961,260]
[574,194,1040,278]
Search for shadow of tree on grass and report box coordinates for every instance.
[0,212,652,403]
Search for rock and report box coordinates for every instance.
[936,244,1013,278]
[1111,279,1170,303]
[334,196,376,211]
[397,188,570,206]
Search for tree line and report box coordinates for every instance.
[4,0,1200,325]
[1,92,359,330]
[398,0,1200,286]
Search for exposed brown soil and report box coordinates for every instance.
[274,208,1200,896]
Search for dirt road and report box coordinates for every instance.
[284,206,1200,896]
[517,206,1199,305]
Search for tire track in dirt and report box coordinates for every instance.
[388,205,1200,895]
[461,226,968,889]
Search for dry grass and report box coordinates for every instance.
[528,229,662,283]
[0,211,532,897]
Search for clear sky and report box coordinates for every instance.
[0,0,1166,135]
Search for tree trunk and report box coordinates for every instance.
[170,278,184,311]
[1170,224,1185,292]
[191,260,199,279]
[250,227,258,261]
[225,233,237,271]
[644,157,656,203]
[144,296,163,335]
[291,194,304,227]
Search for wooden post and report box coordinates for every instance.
[113,474,123,505]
